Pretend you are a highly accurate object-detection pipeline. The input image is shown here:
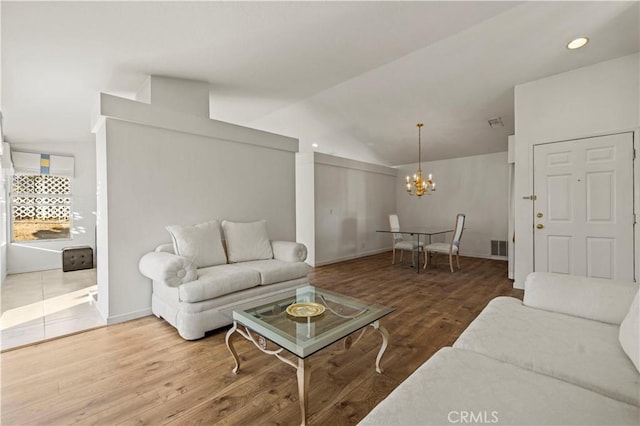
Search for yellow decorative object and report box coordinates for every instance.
[405,123,436,197]
[286,302,325,318]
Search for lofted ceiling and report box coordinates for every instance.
[1,1,638,166]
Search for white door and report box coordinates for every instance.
[533,132,634,280]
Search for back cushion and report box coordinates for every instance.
[166,220,227,268]
[221,220,273,263]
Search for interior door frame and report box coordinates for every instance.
[531,128,638,282]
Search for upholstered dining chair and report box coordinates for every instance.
[424,213,466,272]
[389,214,426,265]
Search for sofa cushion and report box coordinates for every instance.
[221,220,273,263]
[237,259,312,285]
[178,265,260,303]
[359,347,640,426]
[620,291,640,373]
[176,278,310,314]
[524,272,638,324]
[166,220,227,268]
[453,296,640,406]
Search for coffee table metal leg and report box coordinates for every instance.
[226,318,389,425]
[225,321,241,374]
[371,321,390,373]
[297,357,310,426]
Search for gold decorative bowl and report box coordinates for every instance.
[286,302,325,318]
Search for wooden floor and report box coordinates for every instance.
[1,253,522,425]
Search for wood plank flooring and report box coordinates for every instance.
[1,253,522,425]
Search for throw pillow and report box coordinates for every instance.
[221,220,273,263]
[619,290,639,373]
[166,220,227,268]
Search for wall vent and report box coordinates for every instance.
[488,117,504,128]
[491,240,507,257]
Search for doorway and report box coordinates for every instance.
[533,132,634,280]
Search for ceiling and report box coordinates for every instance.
[2,1,638,166]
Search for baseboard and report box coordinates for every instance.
[435,252,507,262]
[486,255,508,261]
[315,249,506,267]
[314,247,392,266]
[107,307,153,325]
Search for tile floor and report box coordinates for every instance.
[1,268,105,351]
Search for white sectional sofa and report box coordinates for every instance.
[360,272,640,425]
[139,220,311,340]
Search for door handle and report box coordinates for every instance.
[536,224,544,229]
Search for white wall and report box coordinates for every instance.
[0,117,6,283]
[514,53,640,288]
[95,124,109,318]
[396,152,509,259]
[507,135,515,279]
[295,153,316,265]
[297,152,396,266]
[6,142,96,274]
[0,173,6,283]
[95,76,299,324]
[250,102,388,166]
[0,147,8,284]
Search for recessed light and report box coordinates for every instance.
[312,143,318,148]
[567,37,589,50]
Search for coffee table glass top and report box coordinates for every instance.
[225,286,394,358]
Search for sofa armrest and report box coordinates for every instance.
[523,272,638,324]
[139,251,198,287]
[271,241,308,263]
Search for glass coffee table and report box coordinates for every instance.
[223,286,394,426]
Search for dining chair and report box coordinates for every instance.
[424,213,466,272]
[389,214,426,265]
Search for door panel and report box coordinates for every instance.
[547,151,572,166]
[547,235,572,274]
[533,132,634,280]
[547,174,572,220]
[587,237,614,279]
[586,172,614,222]
[586,146,615,163]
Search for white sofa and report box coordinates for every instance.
[361,272,640,425]
[139,220,311,340]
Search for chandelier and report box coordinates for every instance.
[405,123,436,197]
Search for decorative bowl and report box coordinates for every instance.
[286,302,325,318]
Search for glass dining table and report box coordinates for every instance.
[377,227,453,273]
